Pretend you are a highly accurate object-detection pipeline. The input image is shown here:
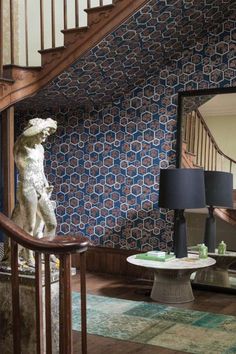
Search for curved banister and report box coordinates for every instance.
[183,108,236,173]
[0,211,89,353]
[196,109,236,166]
[0,212,89,254]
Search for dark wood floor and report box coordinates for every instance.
[72,272,236,354]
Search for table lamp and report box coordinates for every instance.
[159,168,206,258]
[204,171,233,253]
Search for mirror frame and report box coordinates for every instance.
[177,86,236,294]
[177,86,236,169]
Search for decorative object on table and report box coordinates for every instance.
[204,171,233,253]
[159,168,206,258]
[135,252,175,262]
[198,244,208,259]
[218,240,227,255]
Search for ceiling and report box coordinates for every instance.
[199,93,236,117]
[15,0,235,111]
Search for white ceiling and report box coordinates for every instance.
[199,93,236,117]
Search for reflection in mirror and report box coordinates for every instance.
[178,87,236,292]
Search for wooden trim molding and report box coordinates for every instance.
[72,246,154,280]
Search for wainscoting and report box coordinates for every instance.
[72,246,153,280]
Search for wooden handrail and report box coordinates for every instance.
[0,211,89,353]
[0,212,89,253]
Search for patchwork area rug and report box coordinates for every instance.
[72,292,236,354]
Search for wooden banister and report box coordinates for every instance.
[183,109,236,174]
[0,212,89,353]
[1,0,111,69]
[0,212,88,253]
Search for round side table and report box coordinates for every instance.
[127,253,216,304]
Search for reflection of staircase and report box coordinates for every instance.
[182,109,236,225]
[0,0,150,112]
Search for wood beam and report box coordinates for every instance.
[1,106,15,217]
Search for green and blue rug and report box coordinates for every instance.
[72,293,236,354]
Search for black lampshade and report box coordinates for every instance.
[159,168,206,210]
[204,171,233,208]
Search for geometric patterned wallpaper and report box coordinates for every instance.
[16,105,175,251]
[15,0,236,251]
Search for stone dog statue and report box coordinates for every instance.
[3,118,57,266]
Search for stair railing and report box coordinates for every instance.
[0,211,89,354]
[183,109,236,174]
[0,0,113,70]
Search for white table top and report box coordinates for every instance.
[127,253,216,270]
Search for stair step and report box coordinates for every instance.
[0,77,14,83]
[3,64,41,80]
[85,4,114,13]
[61,26,89,46]
[4,64,41,70]
[38,46,65,66]
[85,4,115,26]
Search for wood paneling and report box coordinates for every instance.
[72,246,154,280]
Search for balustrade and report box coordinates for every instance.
[0,0,113,70]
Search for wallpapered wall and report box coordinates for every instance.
[15,11,236,251]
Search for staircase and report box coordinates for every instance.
[182,108,236,225]
[0,0,150,112]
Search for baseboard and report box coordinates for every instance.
[72,246,153,280]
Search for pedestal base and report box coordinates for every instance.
[151,269,194,304]
[0,268,60,354]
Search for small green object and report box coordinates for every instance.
[218,241,226,255]
[199,244,208,259]
[135,253,175,262]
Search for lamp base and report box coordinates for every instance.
[204,206,216,253]
[174,209,187,258]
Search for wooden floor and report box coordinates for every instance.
[72,272,236,354]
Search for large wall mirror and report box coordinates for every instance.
[177,86,236,293]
